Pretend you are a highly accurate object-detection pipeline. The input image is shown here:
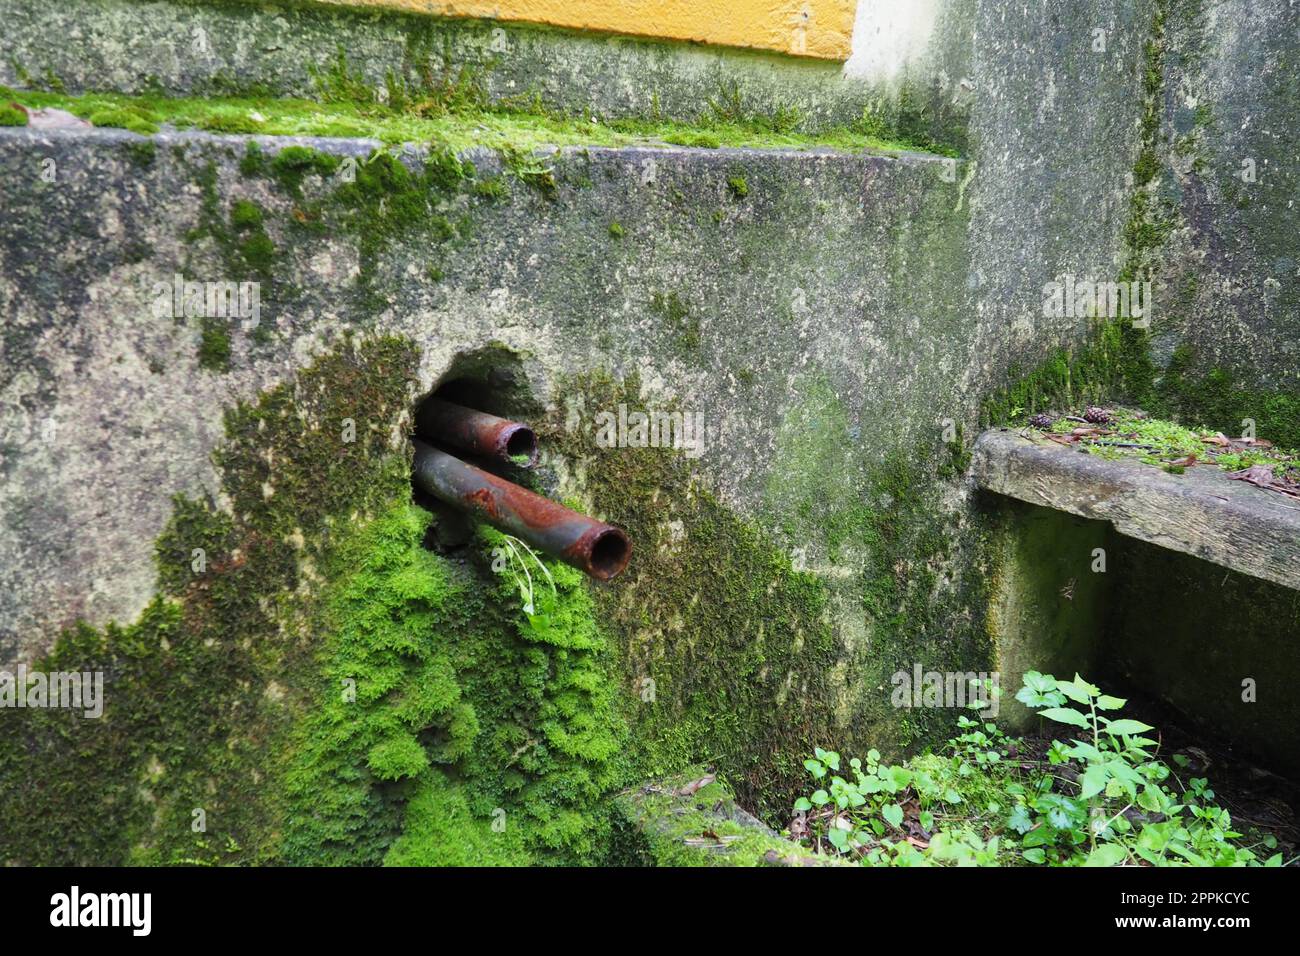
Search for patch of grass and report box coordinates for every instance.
[0,103,27,126]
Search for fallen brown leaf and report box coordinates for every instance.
[674,773,716,797]
[12,103,91,129]
[1226,464,1300,499]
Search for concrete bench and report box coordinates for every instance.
[972,429,1300,592]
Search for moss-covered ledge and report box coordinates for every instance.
[610,769,845,867]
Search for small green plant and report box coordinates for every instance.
[608,222,625,239]
[501,147,557,196]
[727,176,749,199]
[791,672,1287,867]
[492,534,556,634]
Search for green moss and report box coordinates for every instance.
[125,139,157,165]
[664,131,721,149]
[87,106,160,135]
[649,290,700,353]
[979,319,1147,426]
[196,109,265,134]
[385,771,531,866]
[727,175,750,199]
[183,164,278,290]
[0,104,27,127]
[0,338,421,865]
[239,141,267,176]
[1154,345,1300,449]
[2,87,948,158]
[230,198,263,230]
[608,221,625,239]
[269,144,341,198]
[545,371,991,823]
[197,318,232,371]
[0,337,630,866]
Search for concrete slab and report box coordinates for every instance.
[972,429,1300,591]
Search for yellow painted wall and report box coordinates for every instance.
[319,1,856,60]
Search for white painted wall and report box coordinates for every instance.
[844,0,942,81]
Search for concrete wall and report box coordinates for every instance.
[1147,0,1300,439]
[0,0,1156,721]
[8,0,1300,816]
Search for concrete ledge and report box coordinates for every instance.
[611,770,845,866]
[972,429,1300,591]
[0,0,883,133]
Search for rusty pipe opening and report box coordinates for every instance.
[412,439,632,580]
[587,527,632,580]
[416,397,539,468]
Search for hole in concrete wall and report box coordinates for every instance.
[411,345,544,553]
[421,344,543,422]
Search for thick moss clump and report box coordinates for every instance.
[0,335,625,865]
[0,337,419,864]
[280,511,628,866]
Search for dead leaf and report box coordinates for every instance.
[12,104,91,129]
[1225,464,1300,498]
[674,773,715,797]
[905,836,930,849]
[1201,433,1231,447]
[1168,452,1198,468]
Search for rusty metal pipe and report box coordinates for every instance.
[412,439,631,580]
[416,397,538,467]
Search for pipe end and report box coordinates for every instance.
[586,527,632,580]
[502,424,539,468]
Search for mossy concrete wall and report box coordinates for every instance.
[0,0,880,135]
[984,499,1109,730]
[5,0,1298,862]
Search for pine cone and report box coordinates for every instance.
[1084,406,1113,425]
[1029,413,1055,430]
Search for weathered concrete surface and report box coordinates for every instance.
[973,429,1300,591]
[0,0,882,133]
[984,498,1109,730]
[1152,0,1300,392]
[1106,537,1300,779]
[0,0,1163,721]
[611,769,846,866]
[0,126,968,672]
